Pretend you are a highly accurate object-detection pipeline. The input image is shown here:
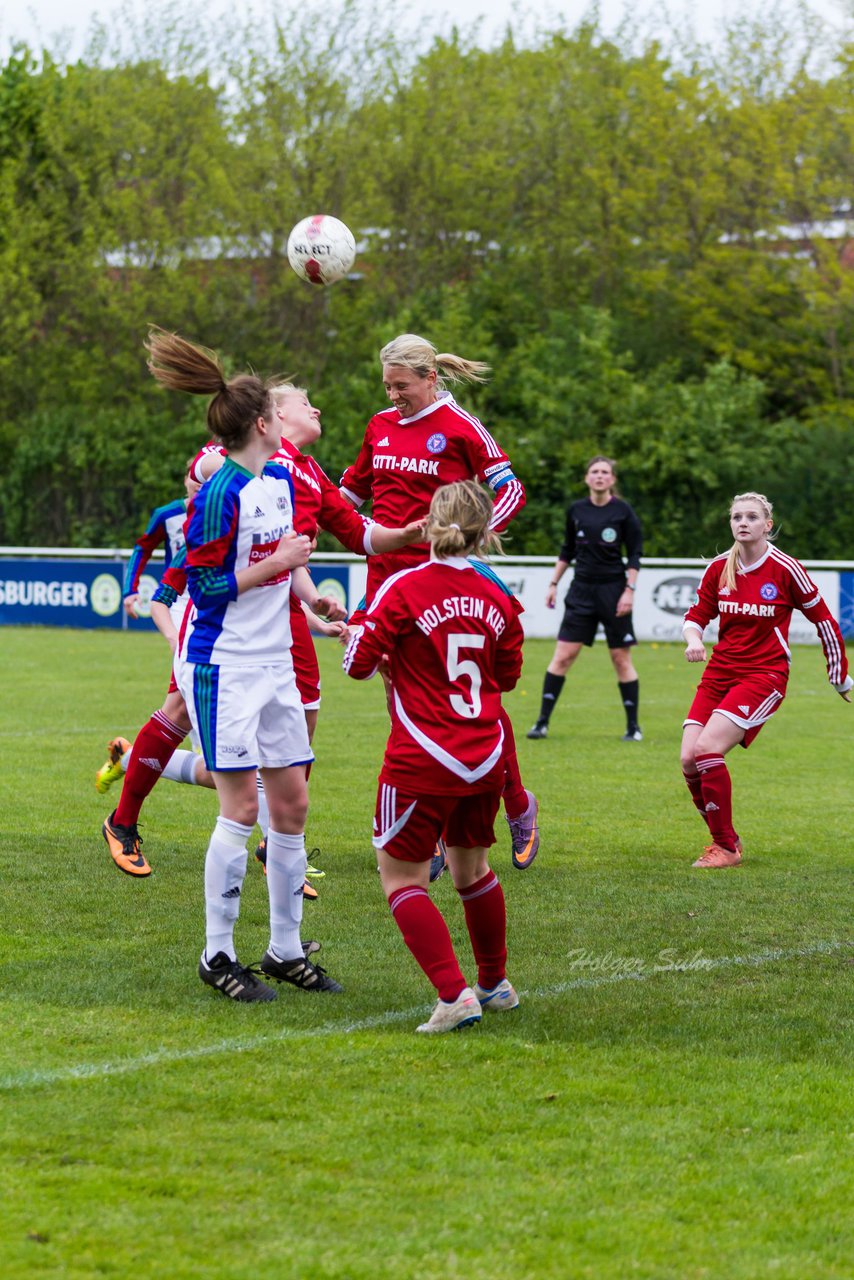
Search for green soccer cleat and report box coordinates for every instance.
[95,737,132,793]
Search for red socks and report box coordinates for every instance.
[694,753,738,851]
[387,871,508,999]
[682,769,709,826]
[499,707,528,820]
[387,886,466,1002]
[458,870,507,991]
[114,710,187,827]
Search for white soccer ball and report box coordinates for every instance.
[287,215,356,286]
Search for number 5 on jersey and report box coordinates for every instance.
[447,633,486,719]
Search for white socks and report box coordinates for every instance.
[265,829,307,960]
[255,775,270,837]
[162,749,204,785]
[203,816,252,961]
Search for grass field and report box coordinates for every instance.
[1,627,853,1279]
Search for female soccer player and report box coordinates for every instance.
[341,333,538,870]
[99,383,423,882]
[528,455,643,742]
[343,481,525,1033]
[681,491,851,868]
[145,326,344,999]
[122,466,194,618]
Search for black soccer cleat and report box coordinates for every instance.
[199,951,277,1002]
[259,950,343,993]
[526,721,548,740]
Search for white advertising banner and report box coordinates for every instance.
[338,559,840,643]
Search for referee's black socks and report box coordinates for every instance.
[618,679,640,730]
[537,672,566,725]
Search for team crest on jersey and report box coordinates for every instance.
[276,496,289,509]
[759,583,779,601]
[426,432,447,454]
[601,527,618,543]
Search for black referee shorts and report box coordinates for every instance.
[558,578,637,649]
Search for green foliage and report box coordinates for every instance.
[2,6,854,555]
[0,405,206,546]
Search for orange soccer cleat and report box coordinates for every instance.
[692,842,743,869]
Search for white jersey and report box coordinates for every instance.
[181,458,297,666]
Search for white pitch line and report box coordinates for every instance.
[1,939,848,1093]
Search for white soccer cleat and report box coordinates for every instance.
[416,986,482,1034]
[474,978,520,1012]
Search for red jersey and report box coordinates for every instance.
[343,558,524,795]
[683,546,848,685]
[340,392,526,600]
[189,439,374,554]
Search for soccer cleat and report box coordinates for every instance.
[507,789,539,870]
[255,838,267,871]
[622,726,643,742]
[95,737,132,793]
[526,721,548,740]
[692,842,743,869]
[102,811,150,877]
[305,848,325,879]
[429,837,447,883]
[416,987,482,1034]
[302,880,318,901]
[259,949,343,992]
[302,939,321,958]
[474,978,520,1012]
[199,951,277,1002]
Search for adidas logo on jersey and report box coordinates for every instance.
[377,436,390,447]
[254,506,265,517]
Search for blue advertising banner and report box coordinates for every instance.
[0,558,353,631]
[0,559,163,630]
[839,571,854,639]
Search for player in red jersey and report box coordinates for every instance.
[681,491,851,869]
[343,481,525,1033]
[341,333,538,872]
[340,332,526,601]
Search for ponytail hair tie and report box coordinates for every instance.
[449,522,460,530]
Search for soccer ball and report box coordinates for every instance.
[287,215,356,286]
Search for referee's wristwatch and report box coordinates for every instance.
[625,582,636,591]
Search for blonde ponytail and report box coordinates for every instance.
[427,481,499,559]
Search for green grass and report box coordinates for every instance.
[1,629,852,1279]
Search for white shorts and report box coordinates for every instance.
[178,659,314,772]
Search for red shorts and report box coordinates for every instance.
[372,783,501,862]
[289,594,321,709]
[684,668,786,748]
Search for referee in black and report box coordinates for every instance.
[528,455,643,741]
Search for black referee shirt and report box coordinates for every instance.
[559,497,643,583]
